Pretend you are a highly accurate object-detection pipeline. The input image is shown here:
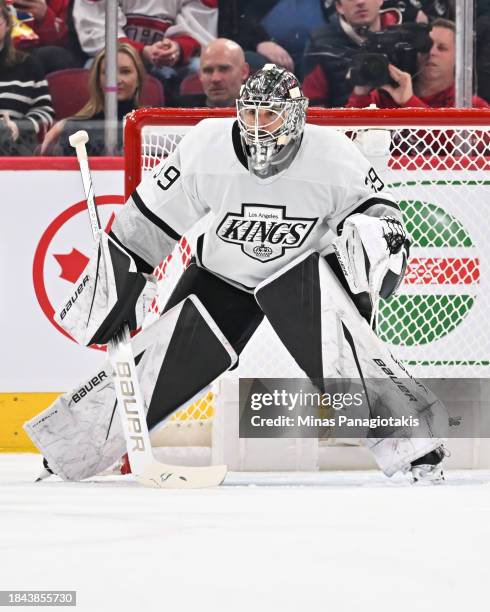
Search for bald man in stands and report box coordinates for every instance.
[177,38,250,107]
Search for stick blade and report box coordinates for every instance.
[137,462,227,489]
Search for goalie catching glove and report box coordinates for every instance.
[54,232,156,345]
[333,214,410,302]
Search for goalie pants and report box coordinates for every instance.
[164,254,373,358]
[164,259,265,355]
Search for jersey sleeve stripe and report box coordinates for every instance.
[131,189,182,241]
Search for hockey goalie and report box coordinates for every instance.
[25,64,448,485]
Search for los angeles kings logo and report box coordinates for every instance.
[217,204,318,262]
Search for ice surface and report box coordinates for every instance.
[1,454,489,612]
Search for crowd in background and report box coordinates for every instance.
[0,0,489,156]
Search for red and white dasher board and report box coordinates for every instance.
[0,158,125,391]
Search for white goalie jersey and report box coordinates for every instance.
[112,117,402,290]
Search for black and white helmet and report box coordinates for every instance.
[236,64,308,179]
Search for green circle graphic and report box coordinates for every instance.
[378,199,478,346]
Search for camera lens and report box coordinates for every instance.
[350,53,391,88]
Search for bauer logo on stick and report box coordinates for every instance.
[115,360,146,453]
[217,204,317,262]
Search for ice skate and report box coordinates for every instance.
[410,447,448,483]
[35,457,54,482]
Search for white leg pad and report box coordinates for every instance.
[24,296,237,481]
[255,250,448,476]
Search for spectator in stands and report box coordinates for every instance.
[381,1,428,21]
[218,0,332,76]
[346,19,490,109]
[416,0,454,20]
[302,0,406,107]
[72,0,217,104]
[11,1,82,71]
[0,0,54,155]
[476,3,490,103]
[178,38,249,108]
[41,41,145,155]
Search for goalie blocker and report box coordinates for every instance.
[54,232,157,346]
[255,250,448,476]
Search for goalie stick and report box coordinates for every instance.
[68,130,227,489]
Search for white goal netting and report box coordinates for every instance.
[124,108,490,428]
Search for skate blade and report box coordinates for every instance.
[411,465,445,484]
[35,468,53,482]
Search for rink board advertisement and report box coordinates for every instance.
[0,158,124,392]
[1,160,490,395]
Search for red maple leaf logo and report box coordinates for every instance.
[52,213,116,284]
[53,248,89,283]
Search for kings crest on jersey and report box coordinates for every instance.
[217,204,317,263]
[112,117,400,290]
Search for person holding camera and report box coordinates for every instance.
[346,19,489,109]
[302,0,407,107]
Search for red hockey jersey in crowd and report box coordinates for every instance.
[12,0,70,50]
[73,0,217,63]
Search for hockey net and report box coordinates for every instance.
[124,107,490,436]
